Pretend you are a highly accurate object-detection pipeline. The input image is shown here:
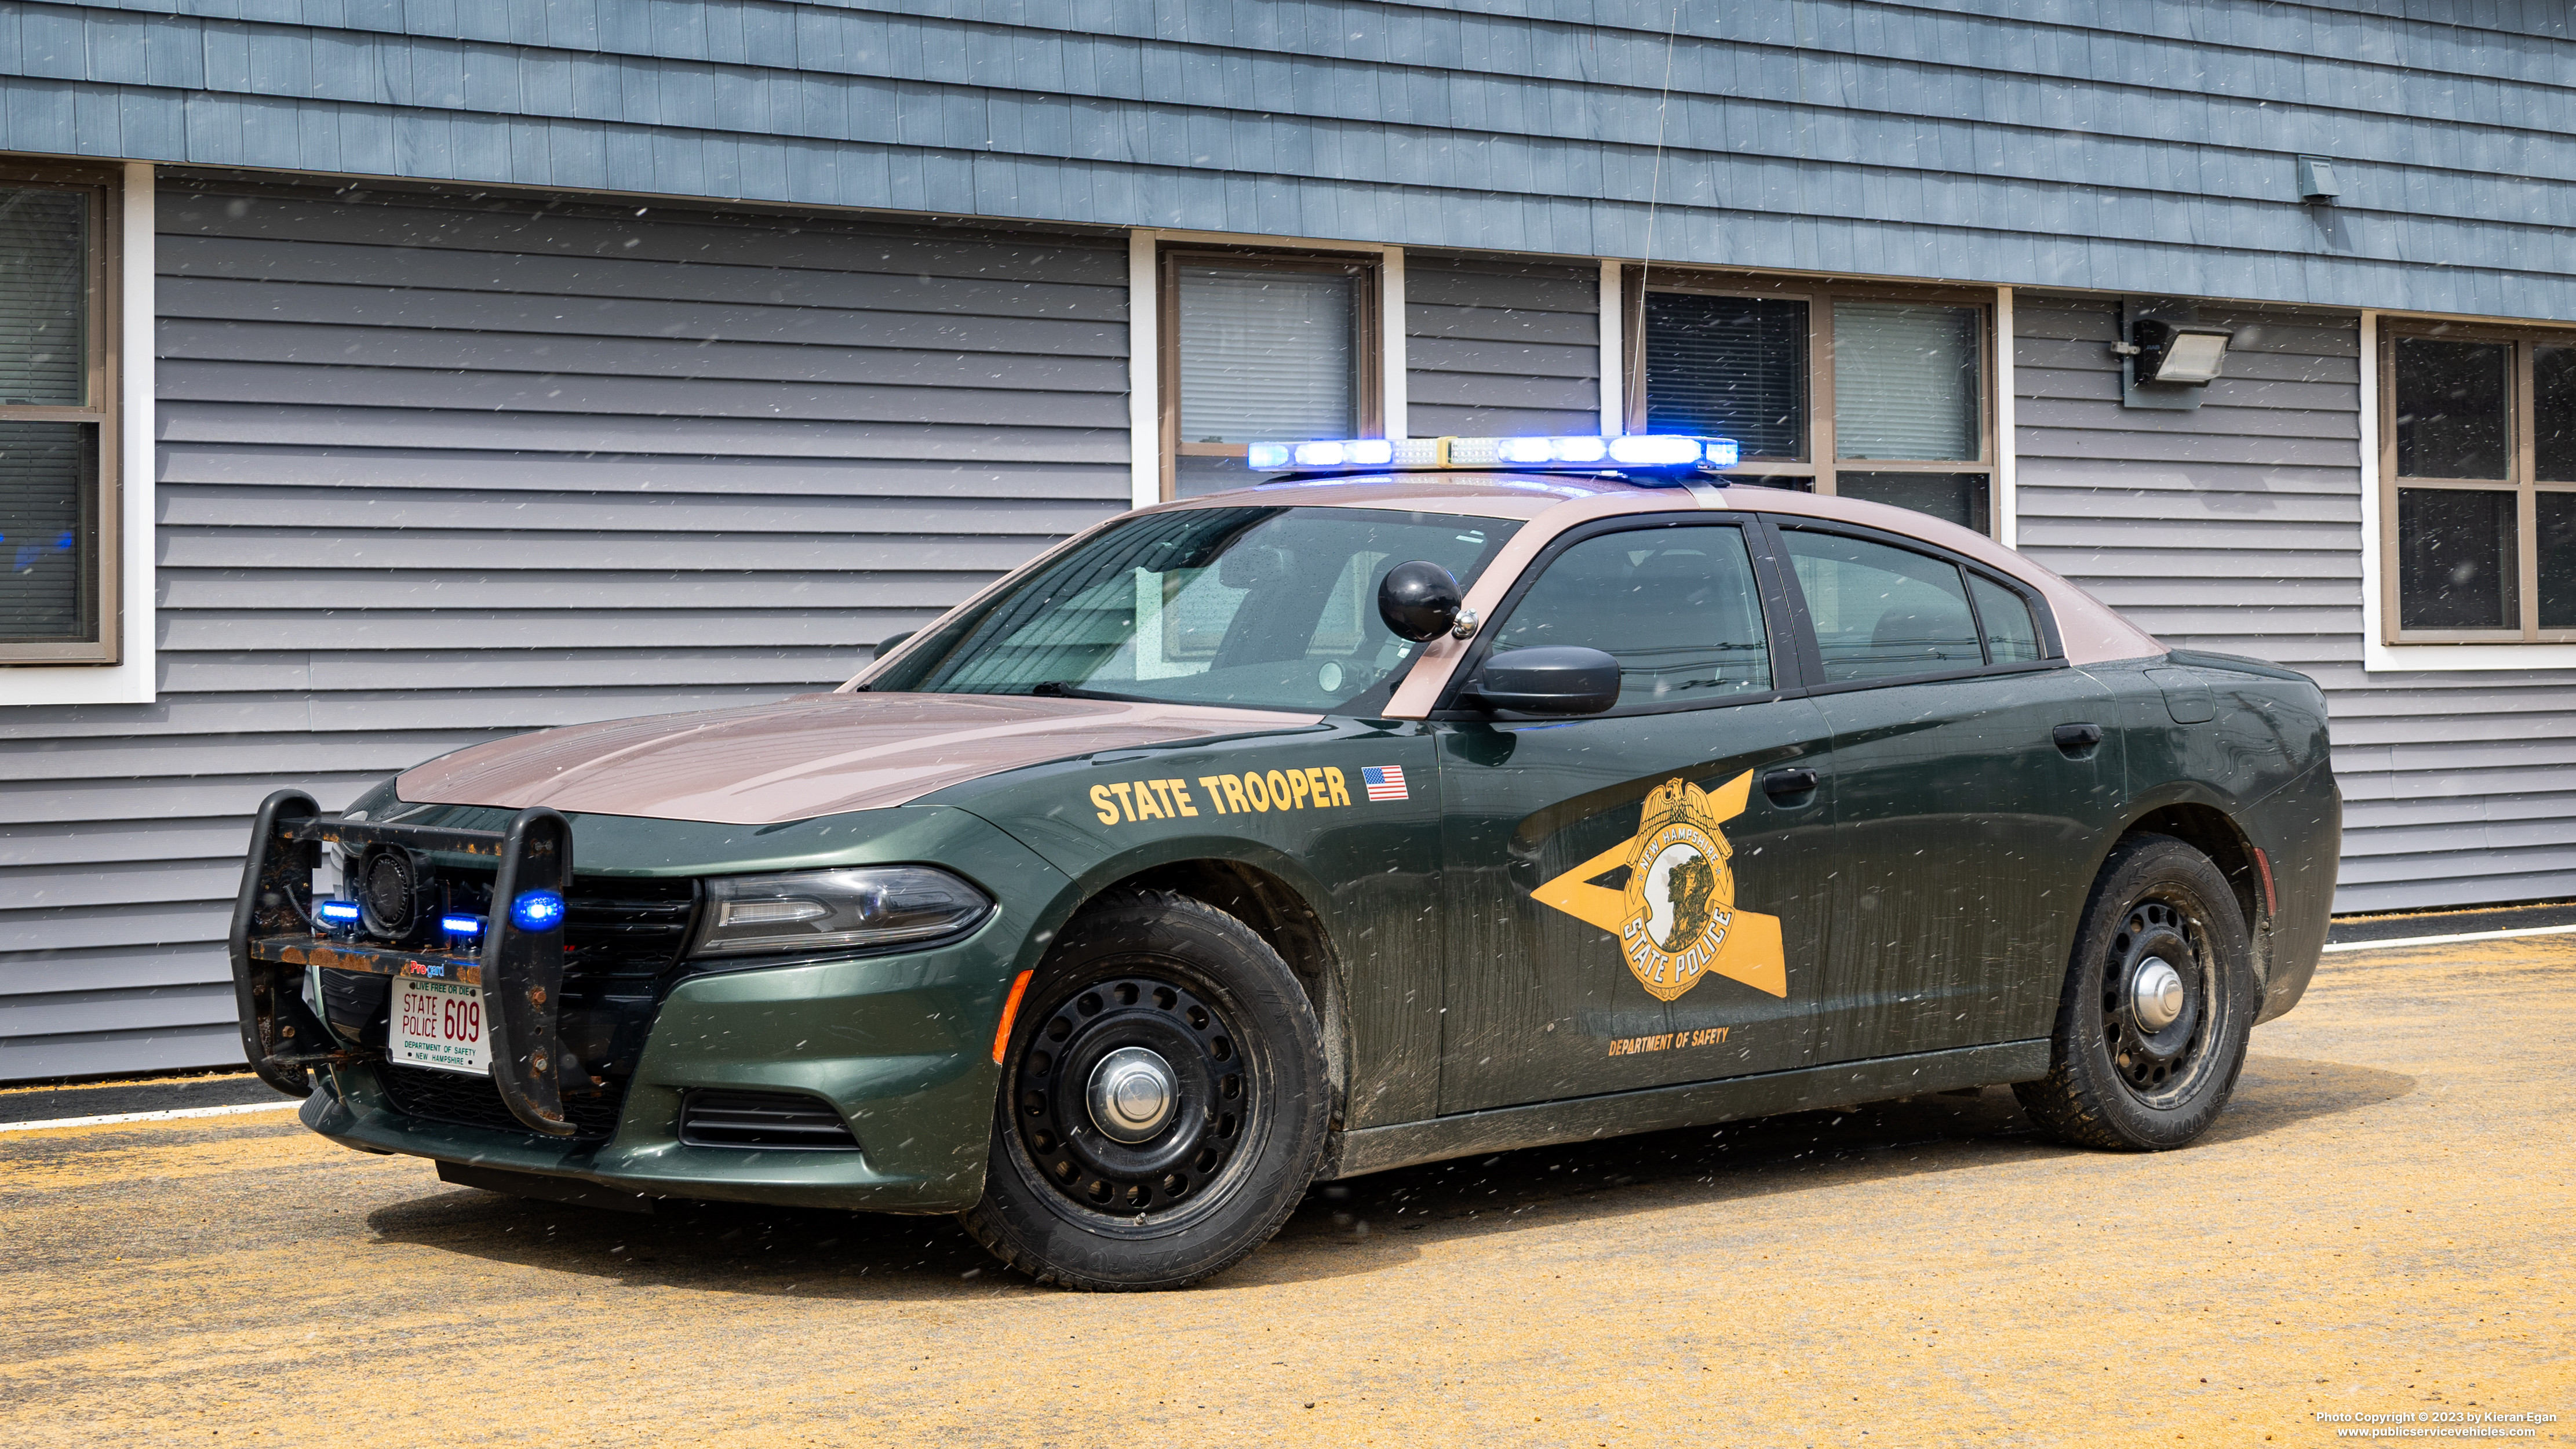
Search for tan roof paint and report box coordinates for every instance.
[406,472,2161,825]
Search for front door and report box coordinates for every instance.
[1435,516,1839,1115]
[1772,523,2125,1065]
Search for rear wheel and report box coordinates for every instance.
[960,890,1329,1290]
[2015,834,2256,1151]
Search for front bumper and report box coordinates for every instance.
[296,805,1077,1215]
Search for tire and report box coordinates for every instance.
[2014,833,2257,1151]
[959,889,1330,1290]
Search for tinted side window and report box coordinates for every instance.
[1782,530,1980,682]
[1489,525,1772,707]
[1969,574,2045,662]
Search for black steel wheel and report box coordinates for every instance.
[960,889,1329,1290]
[2016,833,2256,1151]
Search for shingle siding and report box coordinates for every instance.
[0,177,1128,1079]
[5,1,2576,320]
[2013,293,2576,914]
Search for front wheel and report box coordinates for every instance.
[2015,833,2256,1151]
[960,890,1329,1290]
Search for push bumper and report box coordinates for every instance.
[306,860,1070,1215]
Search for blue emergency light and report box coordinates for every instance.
[1247,434,1737,476]
[440,913,485,937]
[510,890,567,930]
[316,899,362,924]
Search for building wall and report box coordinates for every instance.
[0,2,2572,320]
[0,177,1129,1080]
[2013,293,2576,914]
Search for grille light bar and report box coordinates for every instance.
[440,913,484,937]
[316,899,361,924]
[1247,434,1738,476]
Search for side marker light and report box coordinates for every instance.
[991,968,1036,1065]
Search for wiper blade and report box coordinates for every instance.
[1029,680,1145,702]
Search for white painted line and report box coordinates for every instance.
[0,1101,300,1134]
[2323,922,2576,953]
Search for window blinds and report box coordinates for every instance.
[0,421,93,640]
[0,188,86,407]
[1177,267,1356,443]
[1641,293,1808,459]
[1832,301,1978,461]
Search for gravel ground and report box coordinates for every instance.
[3,938,2568,1447]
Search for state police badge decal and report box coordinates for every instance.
[1529,771,1788,1002]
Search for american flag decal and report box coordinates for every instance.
[1361,766,1408,802]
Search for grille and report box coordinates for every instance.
[679,1090,861,1151]
[377,1063,631,1141]
[372,876,693,1140]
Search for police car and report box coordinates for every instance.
[229,434,2339,1290]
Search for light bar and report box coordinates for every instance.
[316,899,361,924]
[440,913,485,937]
[1248,434,1737,476]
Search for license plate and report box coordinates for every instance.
[391,975,490,1077]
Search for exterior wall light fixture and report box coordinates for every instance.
[2120,319,2235,387]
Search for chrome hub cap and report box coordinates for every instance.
[1087,1046,1178,1143]
[2130,957,2185,1032]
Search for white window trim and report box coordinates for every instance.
[0,161,154,707]
[1125,228,1406,511]
[1995,285,2019,549]
[1598,259,1624,435]
[2355,308,2576,671]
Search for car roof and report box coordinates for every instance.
[1147,472,2163,690]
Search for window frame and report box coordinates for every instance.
[1763,519,2066,696]
[2376,319,2576,645]
[1157,245,1383,502]
[0,161,122,667]
[1430,514,1810,720]
[1619,268,1999,534]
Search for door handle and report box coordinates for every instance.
[1761,767,1820,800]
[2053,722,2104,757]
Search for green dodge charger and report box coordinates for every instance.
[229,435,2340,1290]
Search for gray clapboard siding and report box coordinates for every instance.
[1406,253,1599,439]
[0,177,1127,1080]
[9,1,2576,320]
[2013,293,2576,913]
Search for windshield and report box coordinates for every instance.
[870,506,1521,713]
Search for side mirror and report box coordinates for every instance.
[1468,646,1622,716]
[873,630,915,661]
[1378,560,1463,642]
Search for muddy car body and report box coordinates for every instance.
[231,447,2340,1288]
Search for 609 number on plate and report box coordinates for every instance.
[391,975,489,1077]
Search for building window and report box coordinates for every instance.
[1161,248,1380,499]
[2381,326,2576,640]
[1627,272,1995,534]
[0,169,119,665]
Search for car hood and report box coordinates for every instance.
[396,693,1318,826]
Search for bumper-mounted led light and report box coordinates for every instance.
[509,891,566,931]
[316,898,362,925]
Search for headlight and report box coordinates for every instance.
[688,867,993,957]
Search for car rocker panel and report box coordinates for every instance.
[229,435,2341,1290]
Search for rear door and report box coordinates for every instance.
[1770,522,2125,1064]
[1433,515,1838,1114]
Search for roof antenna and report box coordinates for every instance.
[1627,5,1685,429]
